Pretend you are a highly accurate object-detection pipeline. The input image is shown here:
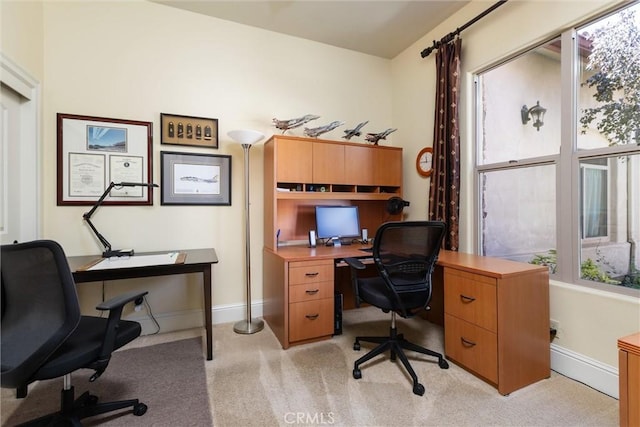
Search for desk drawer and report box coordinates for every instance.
[289,260,333,285]
[445,314,498,383]
[289,280,333,303]
[289,298,334,342]
[444,269,497,332]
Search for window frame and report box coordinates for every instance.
[473,6,640,298]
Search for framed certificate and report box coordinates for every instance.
[57,113,153,206]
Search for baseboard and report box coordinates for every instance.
[132,300,264,335]
[550,342,619,399]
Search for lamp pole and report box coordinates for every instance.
[228,130,265,334]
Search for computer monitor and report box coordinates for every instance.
[315,205,360,246]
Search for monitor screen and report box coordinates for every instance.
[315,205,360,241]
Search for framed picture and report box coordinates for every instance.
[57,113,153,206]
[161,151,231,205]
[160,113,218,149]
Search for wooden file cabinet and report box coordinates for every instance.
[263,248,337,349]
[288,260,334,343]
[618,332,640,427]
[440,252,550,395]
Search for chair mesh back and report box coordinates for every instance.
[373,221,446,311]
[1,240,81,388]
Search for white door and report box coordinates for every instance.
[0,57,39,245]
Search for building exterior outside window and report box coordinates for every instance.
[476,2,640,293]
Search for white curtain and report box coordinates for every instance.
[583,167,607,238]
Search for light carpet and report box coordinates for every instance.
[208,306,619,427]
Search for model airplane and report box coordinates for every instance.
[303,121,345,138]
[365,128,397,145]
[272,114,320,133]
[342,121,369,140]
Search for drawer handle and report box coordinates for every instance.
[461,337,477,347]
[305,272,319,277]
[305,289,320,295]
[460,294,476,303]
[305,313,319,320]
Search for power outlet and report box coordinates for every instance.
[550,319,560,340]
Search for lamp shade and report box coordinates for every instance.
[227,129,265,145]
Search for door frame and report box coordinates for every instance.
[1,52,41,241]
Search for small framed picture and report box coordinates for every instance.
[56,113,153,206]
[161,113,218,149]
[161,151,231,205]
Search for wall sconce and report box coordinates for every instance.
[521,101,547,131]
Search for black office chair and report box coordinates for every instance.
[1,240,148,425]
[344,221,449,396]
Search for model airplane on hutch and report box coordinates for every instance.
[365,128,397,145]
[342,121,369,140]
[272,114,320,133]
[303,121,345,138]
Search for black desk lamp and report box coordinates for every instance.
[83,181,158,258]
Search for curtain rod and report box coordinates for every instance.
[420,0,508,58]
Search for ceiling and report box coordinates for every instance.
[151,1,470,59]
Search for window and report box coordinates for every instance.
[580,159,608,239]
[476,2,640,294]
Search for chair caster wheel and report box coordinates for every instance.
[413,383,425,396]
[86,394,99,406]
[438,359,449,369]
[353,368,362,379]
[133,403,148,416]
[353,342,360,351]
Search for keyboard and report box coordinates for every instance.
[359,247,373,253]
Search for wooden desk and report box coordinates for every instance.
[263,244,550,395]
[67,248,218,361]
[618,332,640,427]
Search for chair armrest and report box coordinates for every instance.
[343,257,366,270]
[89,290,148,381]
[343,257,367,308]
[96,290,148,311]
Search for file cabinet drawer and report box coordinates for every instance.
[289,280,333,303]
[289,260,333,285]
[445,314,498,383]
[444,269,497,332]
[289,298,334,342]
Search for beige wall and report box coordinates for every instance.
[3,0,638,372]
[8,0,393,326]
[1,0,44,82]
[392,0,639,370]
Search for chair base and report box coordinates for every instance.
[352,325,449,396]
[19,385,147,426]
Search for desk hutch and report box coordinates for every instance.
[262,135,550,395]
[262,135,404,347]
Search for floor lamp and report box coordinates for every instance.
[228,129,266,334]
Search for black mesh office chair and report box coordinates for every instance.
[1,240,148,425]
[344,221,449,396]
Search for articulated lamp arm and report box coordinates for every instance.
[82,182,157,258]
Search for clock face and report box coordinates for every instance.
[416,147,434,177]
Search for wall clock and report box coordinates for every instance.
[416,147,434,177]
